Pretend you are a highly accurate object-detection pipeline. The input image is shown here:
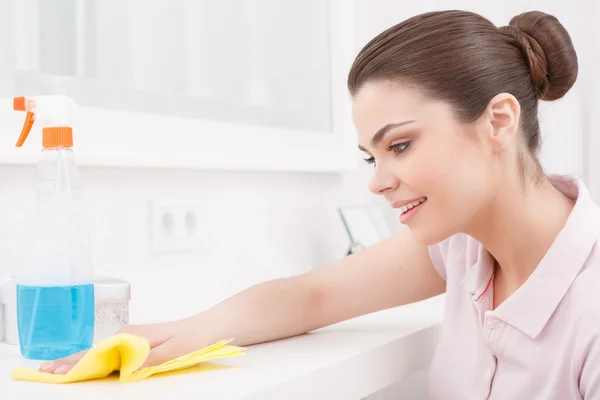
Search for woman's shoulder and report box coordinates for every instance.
[427,233,484,281]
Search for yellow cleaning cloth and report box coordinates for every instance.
[11,333,245,383]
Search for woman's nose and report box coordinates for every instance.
[368,165,400,195]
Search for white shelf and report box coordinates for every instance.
[0,0,359,173]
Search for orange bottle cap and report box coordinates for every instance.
[42,127,73,148]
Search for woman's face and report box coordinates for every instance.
[352,81,500,245]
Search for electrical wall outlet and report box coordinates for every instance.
[150,199,201,253]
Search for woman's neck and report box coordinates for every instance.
[467,175,575,299]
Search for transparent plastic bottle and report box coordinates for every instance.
[13,96,94,360]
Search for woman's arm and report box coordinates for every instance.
[42,228,445,372]
[149,228,445,366]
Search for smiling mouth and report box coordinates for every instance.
[399,197,427,215]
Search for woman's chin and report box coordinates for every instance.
[408,223,450,247]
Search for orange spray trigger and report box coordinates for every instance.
[15,112,35,147]
[13,95,75,148]
[14,96,36,147]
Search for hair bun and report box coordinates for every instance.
[500,11,578,101]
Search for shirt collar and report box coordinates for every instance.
[462,241,494,301]
[465,177,600,339]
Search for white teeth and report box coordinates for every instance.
[399,197,426,214]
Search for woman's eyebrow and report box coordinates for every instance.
[358,120,416,151]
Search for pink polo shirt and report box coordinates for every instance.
[427,176,600,399]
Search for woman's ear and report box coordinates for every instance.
[484,93,520,153]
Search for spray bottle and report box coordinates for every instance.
[13,95,94,360]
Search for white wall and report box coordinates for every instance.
[0,0,392,327]
[0,163,388,323]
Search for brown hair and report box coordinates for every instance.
[348,10,578,164]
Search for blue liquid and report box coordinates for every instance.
[17,284,95,360]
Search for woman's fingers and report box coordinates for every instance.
[38,350,87,374]
[138,339,179,370]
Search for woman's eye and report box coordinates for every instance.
[362,141,410,166]
[387,141,410,154]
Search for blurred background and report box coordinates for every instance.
[0,0,597,326]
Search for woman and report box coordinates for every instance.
[42,10,599,399]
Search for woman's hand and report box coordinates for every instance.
[39,319,201,374]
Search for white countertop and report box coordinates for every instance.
[1,295,445,400]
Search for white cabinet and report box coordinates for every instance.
[0,0,358,172]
